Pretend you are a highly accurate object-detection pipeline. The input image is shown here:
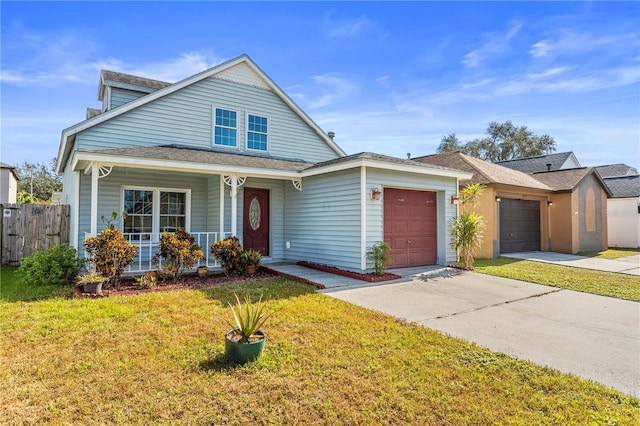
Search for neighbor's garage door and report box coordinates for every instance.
[384,188,437,268]
[499,198,541,253]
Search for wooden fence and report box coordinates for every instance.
[1,204,70,265]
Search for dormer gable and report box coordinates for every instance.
[98,70,171,111]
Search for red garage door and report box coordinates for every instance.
[384,188,437,268]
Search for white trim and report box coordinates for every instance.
[72,151,301,179]
[245,111,270,153]
[212,105,240,149]
[360,166,367,271]
[219,177,225,239]
[72,170,80,249]
[90,164,98,236]
[301,158,473,180]
[230,176,238,236]
[120,186,192,241]
[57,55,346,174]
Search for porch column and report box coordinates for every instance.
[219,177,225,240]
[90,164,99,236]
[230,176,238,236]
[361,166,367,270]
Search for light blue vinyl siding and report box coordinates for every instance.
[77,78,339,163]
[284,169,362,271]
[77,169,209,250]
[110,88,145,109]
[366,169,459,264]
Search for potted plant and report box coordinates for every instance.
[224,293,274,364]
[241,249,263,274]
[76,272,108,294]
[197,265,208,278]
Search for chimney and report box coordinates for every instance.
[407,153,411,160]
[327,131,335,140]
[546,163,552,171]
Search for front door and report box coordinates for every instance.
[243,188,270,256]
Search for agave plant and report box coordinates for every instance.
[227,293,274,343]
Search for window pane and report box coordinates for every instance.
[123,189,153,238]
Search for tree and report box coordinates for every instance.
[437,121,556,162]
[16,158,62,203]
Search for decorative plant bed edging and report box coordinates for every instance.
[296,261,402,283]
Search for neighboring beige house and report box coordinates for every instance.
[0,162,20,204]
[596,164,640,248]
[413,152,611,257]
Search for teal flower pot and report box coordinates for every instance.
[225,330,265,364]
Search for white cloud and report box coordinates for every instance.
[296,73,357,109]
[461,21,523,68]
[529,32,639,58]
[324,14,374,38]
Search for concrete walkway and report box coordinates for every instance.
[502,251,640,275]
[268,263,640,396]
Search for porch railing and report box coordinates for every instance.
[83,231,235,273]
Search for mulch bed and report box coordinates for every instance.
[74,269,285,297]
[297,261,402,283]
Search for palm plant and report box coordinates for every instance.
[227,293,274,343]
[451,183,486,269]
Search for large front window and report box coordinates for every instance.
[214,108,237,147]
[123,188,190,240]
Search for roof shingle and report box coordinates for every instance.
[496,152,575,173]
[602,175,640,198]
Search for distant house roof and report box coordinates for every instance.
[496,152,579,173]
[602,175,640,198]
[412,152,551,191]
[98,70,171,101]
[532,167,612,196]
[595,164,639,178]
[0,162,20,180]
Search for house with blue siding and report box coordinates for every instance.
[56,54,471,273]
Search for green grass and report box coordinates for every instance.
[474,257,640,302]
[1,266,73,302]
[578,247,640,259]
[1,274,638,425]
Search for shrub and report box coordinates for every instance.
[84,214,138,288]
[135,273,157,290]
[211,236,245,276]
[241,249,262,267]
[18,245,83,286]
[153,228,204,279]
[366,241,394,275]
[451,183,486,269]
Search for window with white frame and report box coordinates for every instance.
[247,113,268,151]
[123,188,190,240]
[214,108,237,147]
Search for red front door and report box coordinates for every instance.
[243,188,270,256]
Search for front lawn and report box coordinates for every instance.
[1,276,637,424]
[578,247,640,259]
[474,257,640,302]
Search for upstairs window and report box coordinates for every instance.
[214,108,237,147]
[247,114,268,151]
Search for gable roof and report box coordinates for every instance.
[0,162,20,180]
[57,54,346,173]
[98,70,171,101]
[532,167,612,196]
[412,152,551,191]
[596,163,639,178]
[69,146,472,181]
[304,152,472,179]
[602,175,640,198]
[496,152,579,173]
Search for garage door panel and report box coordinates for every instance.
[384,188,438,268]
[500,199,541,253]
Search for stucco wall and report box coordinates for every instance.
[607,198,639,248]
[577,176,608,252]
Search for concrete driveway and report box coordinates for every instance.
[321,268,640,397]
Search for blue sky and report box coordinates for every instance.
[1,1,639,170]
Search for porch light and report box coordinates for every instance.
[450,195,459,205]
[371,188,382,200]
[495,196,502,202]
[547,200,554,206]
